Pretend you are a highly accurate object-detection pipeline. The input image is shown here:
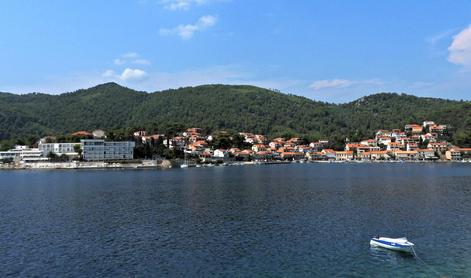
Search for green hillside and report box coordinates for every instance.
[0,83,470,147]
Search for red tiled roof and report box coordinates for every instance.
[71,131,92,137]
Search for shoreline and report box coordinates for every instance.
[1,159,470,171]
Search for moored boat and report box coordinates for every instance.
[370,236,415,253]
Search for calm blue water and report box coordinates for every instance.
[1,163,471,277]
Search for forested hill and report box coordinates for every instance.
[0,82,470,146]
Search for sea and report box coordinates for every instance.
[1,163,471,277]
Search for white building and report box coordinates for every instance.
[423,121,435,128]
[39,142,80,157]
[92,129,106,139]
[81,139,135,161]
[0,146,47,163]
[213,149,228,158]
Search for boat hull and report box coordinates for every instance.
[370,238,414,253]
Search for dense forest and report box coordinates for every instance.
[0,82,470,148]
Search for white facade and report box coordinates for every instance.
[213,149,228,158]
[0,146,47,162]
[81,139,135,161]
[92,129,106,138]
[39,142,80,156]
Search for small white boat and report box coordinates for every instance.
[370,236,415,253]
[180,164,189,168]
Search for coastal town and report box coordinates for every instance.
[1,120,470,169]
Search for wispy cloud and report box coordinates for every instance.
[427,29,456,46]
[102,69,116,78]
[160,0,209,11]
[309,79,354,90]
[113,52,151,66]
[309,79,384,91]
[448,24,471,66]
[159,15,217,40]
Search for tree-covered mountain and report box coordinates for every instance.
[0,82,470,147]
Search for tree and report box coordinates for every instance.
[74,144,83,159]
[211,131,233,149]
[454,130,471,148]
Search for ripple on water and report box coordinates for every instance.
[0,164,471,277]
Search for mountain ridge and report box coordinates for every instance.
[0,83,470,147]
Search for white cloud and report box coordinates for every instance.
[159,15,217,40]
[113,52,151,66]
[120,68,148,81]
[309,79,384,91]
[133,58,151,65]
[448,25,471,66]
[160,0,209,11]
[427,29,455,46]
[309,79,354,90]
[113,58,126,65]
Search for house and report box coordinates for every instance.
[296,145,311,153]
[356,151,372,160]
[287,137,302,145]
[376,130,392,138]
[459,148,471,159]
[280,152,304,160]
[237,149,254,160]
[360,139,377,147]
[420,133,436,143]
[277,146,296,153]
[406,143,418,151]
[417,149,437,160]
[228,148,241,155]
[306,151,324,161]
[92,129,106,139]
[445,148,471,161]
[377,136,392,146]
[133,130,147,137]
[429,125,447,134]
[387,142,404,151]
[428,142,448,153]
[393,150,418,160]
[445,148,462,161]
[252,144,267,152]
[185,128,203,136]
[345,143,363,151]
[405,124,423,134]
[269,141,281,150]
[369,150,390,160]
[423,121,436,128]
[166,137,186,150]
[239,132,255,144]
[410,135,422,142]
[200,151,212,160]
[321,149,336,160]
[213,149,228,159]
[184,128,204,142]
[335,151,353,161]
[142,134,162,144]
[254,151,273,160]
[38,136,56,144]
[254,134,267,144]
[71,131,93,138]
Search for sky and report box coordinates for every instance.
[1,0,471,103]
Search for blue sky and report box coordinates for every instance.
[1,0,471,102]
